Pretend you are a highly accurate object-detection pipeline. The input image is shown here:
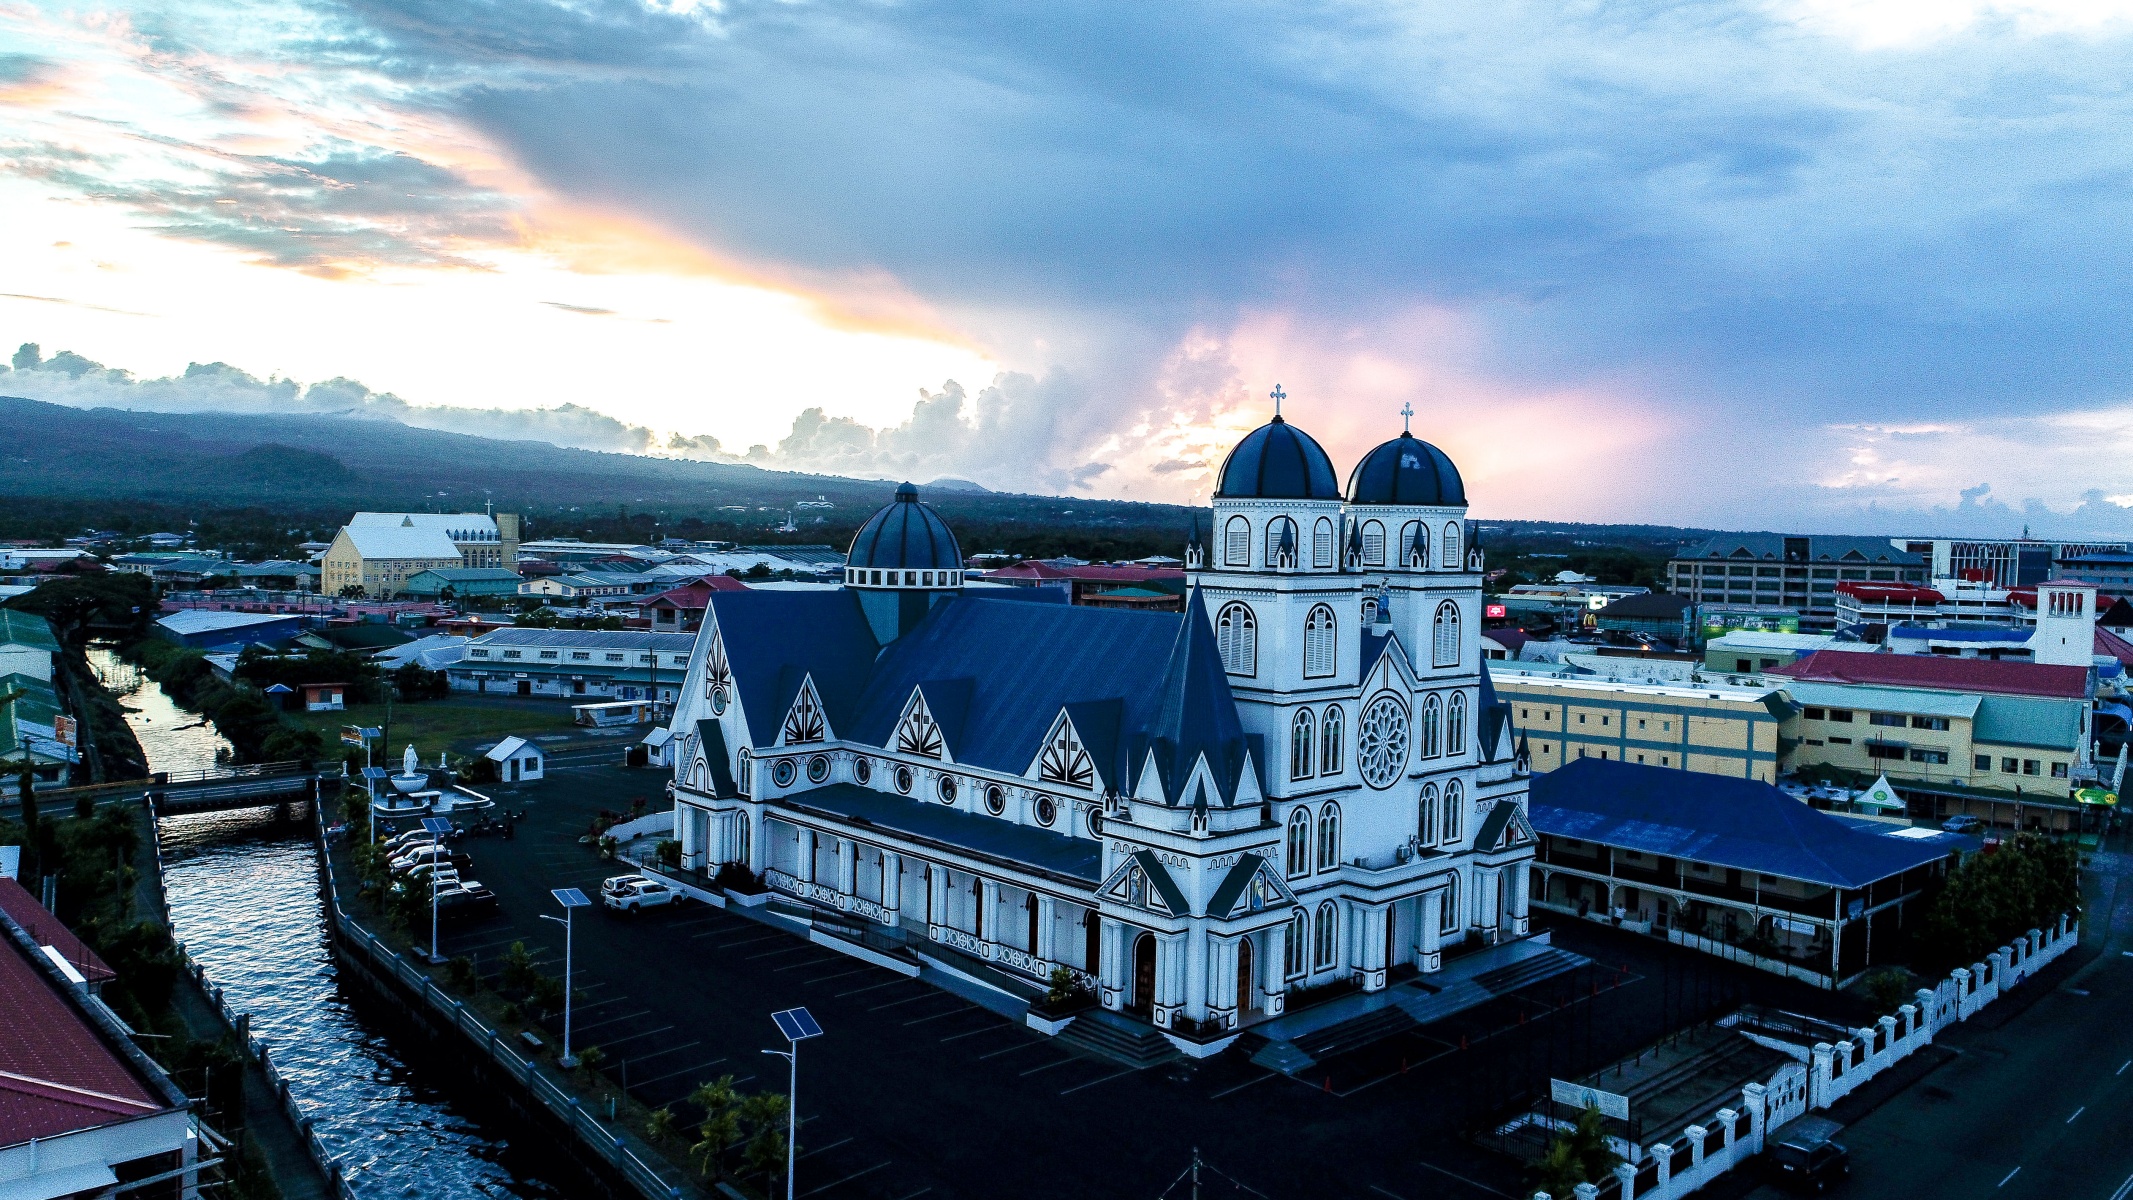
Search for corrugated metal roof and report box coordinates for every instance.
[1972,694,2083,751]
[779,783,1102,882]
[470,628,697,651]
[0,609,59,651]
[340,524,462,560]
[155,609,301,636]
[1771,649,2089,699]
[1530,758,1956,889]
[1778,679,1980,719]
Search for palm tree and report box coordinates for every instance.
[739,1091,791,1189]
[688,1075,741,1179]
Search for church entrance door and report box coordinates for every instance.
[1129,934,1155,1015]
[1084,913,1100,975]
[1236,938,1254,1017]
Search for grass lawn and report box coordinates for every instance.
[286,695,589,757]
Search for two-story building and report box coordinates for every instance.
[1488,670,1785,781]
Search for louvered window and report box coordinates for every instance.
[1304,605,1336,677]
[1217,603,1256,676]
[1225,516,1250,567]
[1312,518,1334,568]
[1362,521,1385,567]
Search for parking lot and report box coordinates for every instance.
[357,758,1878,1200]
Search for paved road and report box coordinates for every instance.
[1730,839,2133,1200]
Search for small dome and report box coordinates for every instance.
[1215,417,1341,500]
[848,482,961,571]
[1345,432,1465,506]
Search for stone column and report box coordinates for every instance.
[797,827,817,884]
[835,837,856,905]
[1837,1038,1856,1078]
[1359,905,1390,992]
[880,850,902,923]
[927,865,950,934]
[1154,933,1187,1028]
[1686,1124,1707,1170]
[744,806,767,875]
[1099,918,1125,1010]
[1265,922,1290,1015]
[980,878,1001,955]
[1742,1081,1769,1152]
[1612,1162,1636,1200]
[1481,867,1503,938]
[1952,967,1973,1019]
[1650,1143,1672,1188]
[1036,894,1058,964]
[1810,1043,1834,1108]
[1573,1185,1598,1200]
[1914,987,1939,1036]
[1511,860,1532,936]
[1419,889,1445,972]
[1715,1108,1737,1152]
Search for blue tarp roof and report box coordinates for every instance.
[779,783,1103,882]
[1529,758,1958,889]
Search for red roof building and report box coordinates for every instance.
[0,907,196,1196]
[0,879,115,992]
[638,576,750,633]
[1769,649,2090,699]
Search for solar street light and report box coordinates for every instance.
[763,1007,821,1200]
[543,887,593,1067]
[423,816,453,964]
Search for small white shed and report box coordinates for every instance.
[485,736,547,783]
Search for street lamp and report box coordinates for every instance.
[543,887,593,1067]
[422,816,453,964]
[763,1007,821,1200]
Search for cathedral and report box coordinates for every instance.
[660,408,1535,1051]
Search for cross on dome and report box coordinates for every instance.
[1401,401,1413,434]
[1270,384,1286,418]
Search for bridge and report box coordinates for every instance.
[4,762,340,819]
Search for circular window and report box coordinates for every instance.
[854,758,872,785]
[772,758,798,788]
[709,687,727,715]
[807,755,830,784]
[1086,808,1102,837]
[985,784,1006,815]
[938,776,958,804]
[1034,796,1057,826]
[895,766,914,794]
[1356,694,1411,789]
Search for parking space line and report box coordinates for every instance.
[801,967,877,986]
[747,945,815,961]
[1209,1071,1277,1100]
[837,980,907,999]
[1413,1162,1513,1198]
[797,1162,890,1198]
[1016,1057,1077,1076]
[796,1137,852,1160]
[631,1057,731,1091]
[892,1189,932,1200]
[868,993,942,1012]
[2107,1171,2133,1200]
[707,932,786,947]
[1999,1167,2020,1187]
[774,955,838,972]
[565,997,634,1015]
[598,1024,676,1049]
[940,1023,1016,1043]
[1369,1187,1411,1200]
[1058,1065,1144,1095]
[977,1040,1047,1060]
[2068,1106,2086,1123]
[902,1007,975,1027]
[611,1039,703,1065]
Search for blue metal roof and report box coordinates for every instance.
[779,783,1103,882]
[847,483,962,571]
[1345,432,1466,506]
[1214,418,1341,500]
[1529,758,1957,889]
[1141,588,1254,803]
[1889,624,2025,644]
[704,589,881,746]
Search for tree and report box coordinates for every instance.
[1534,1106,1621,1199]
[739,1091,791,1186]
[1917,834,2081,972]
[689,1076,742,1179]
[645,1106,676,1147]
[5,572,156,645]
[338,584,367,599]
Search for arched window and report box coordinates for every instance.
[1217,603,1257,676]
[1418,694,1442,758]
[1442,522,1462,569]
[1266,517,1298,568]
[1447,692,1467,757]
[1225,516,1250,567]
[1317,802,1341,870]
[1320,705,1343,775]
[1312,518,1335,568]
[1290,709,1315,781]
[1286,909,1307,976]
[1304,604,1336,677]
[1443,780,1463,843]
[1313,901,1338,968]
[1433,601,1460,667]
[1419,782,1439,845]
[1362,520,1386,567]
[1402,521,1425,568]
[1440,874,1461,933]
[1285,808,1311,877]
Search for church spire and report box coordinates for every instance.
[1145,588,1250,804]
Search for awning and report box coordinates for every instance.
[11,1160,119,1200]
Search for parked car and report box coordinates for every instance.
[384,829,448,853]
[435,882,501,920]
[1941,814,1985,834]
[392,847,472,874]
[402,862,463,886]
[1763,1115,1849,1193]
[602,875,681,913]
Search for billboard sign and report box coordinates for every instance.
[1484,604,1507,619]
[1550,1078,1630,1121]
[52,715,77,749]
[1700,608,1800,639]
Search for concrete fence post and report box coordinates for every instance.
[1952,968,1972,1019]
[1810,1043,1834,1107]
[1613,1162,1637,1200]
[1877,1015,1899,1061]
[1686,1125,1707,1170]
[1715,1109,1737,1153]
[1573,1185,1598,1200]
[1743,1082,1769,1152]
[1651,1143,1673,1188]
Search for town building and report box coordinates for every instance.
[978,561,1188,610]
[517,572,664,602]
[348,511,519,569]
[635,577,751,633]
[513,539,663,566]
[1527,758,1966,986]
[1703,630,1836,675]
[1667,535,1928,633]
[485,735,546,782]
[109,553,232,588]
[1895,537,2126,588]
[152,609,306,652]
[1494,580,1649,632]
[2053,550,2133,590]
[0,900,200,1199]
[447,628,695,701]
[322,512,521,597]
[397,567,523,601]
[1488,669,1784,781]
[661,412,1537,1049]
[0,609,60,684]
[1591,592,1694,642]
[0,670,71,781]
[227,560,321,591]
[1770,650,2093,830]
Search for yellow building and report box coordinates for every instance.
[1490,669,1784,781]
[322,512,522,599]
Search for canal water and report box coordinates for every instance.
[89,648,559,1198]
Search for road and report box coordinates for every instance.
[1735,838,2133,1200]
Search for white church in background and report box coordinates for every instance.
[656,397,1535,1052]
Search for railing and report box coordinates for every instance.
[313,810,696,1200]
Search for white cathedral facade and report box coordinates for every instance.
[658,410,1535,1050]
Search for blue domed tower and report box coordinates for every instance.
[1346,411,1477,682]
[1194,391,1356,803]
[844,482,964,642]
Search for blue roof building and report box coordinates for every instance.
[1530,758,1966,985]
[660,413,1535,1050]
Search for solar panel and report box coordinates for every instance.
[421,817,454,834]
[552,887,593,909]
[771,1007,822,1042]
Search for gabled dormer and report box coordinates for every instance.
[778,676,829,747]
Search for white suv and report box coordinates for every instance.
[601,875,680,913]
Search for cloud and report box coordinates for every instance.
[542,301,616,315]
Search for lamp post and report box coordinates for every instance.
[764,1007,821,1200]
[422,816,453,964]
[544,888,592,1067]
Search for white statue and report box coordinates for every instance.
[402,744,419,776]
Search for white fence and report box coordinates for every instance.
[1530,914,2077,1200]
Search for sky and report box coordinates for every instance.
[6,0,2133,533]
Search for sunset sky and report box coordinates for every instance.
[7,0,2133,531]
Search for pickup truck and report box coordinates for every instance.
[602,874,681,913]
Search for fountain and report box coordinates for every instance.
[372,744,439,823]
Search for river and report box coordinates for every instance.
[89,648,561,1198]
